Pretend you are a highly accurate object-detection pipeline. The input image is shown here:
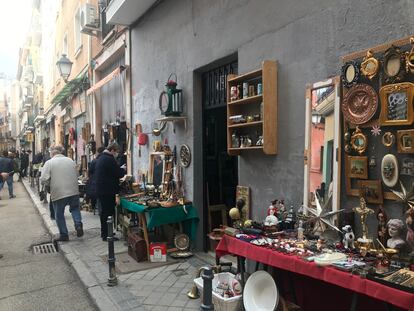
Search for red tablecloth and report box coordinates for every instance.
[216,235,414,311]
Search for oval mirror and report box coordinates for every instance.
[341,61,359,88]
[386,56,401,77]
[346,64,355,82]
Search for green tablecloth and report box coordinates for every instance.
[120,198,199,241]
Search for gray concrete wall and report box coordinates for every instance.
[131,0,414,248]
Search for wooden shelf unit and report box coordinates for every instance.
[226,60,278,155]
[228,121,263,128]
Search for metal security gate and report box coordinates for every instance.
[202,61,238,109]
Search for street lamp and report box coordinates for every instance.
[56,54,73,83]
[312,112,322,125]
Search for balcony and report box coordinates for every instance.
[105,0,157,26]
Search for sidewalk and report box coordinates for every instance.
[22,179,214,311]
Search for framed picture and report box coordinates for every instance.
[397,129,414,153]
[379,82,414,126]
[347,156,368,179]
[358,180,383,204]
[401,158,414,176]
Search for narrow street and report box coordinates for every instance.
[0,178,96,311]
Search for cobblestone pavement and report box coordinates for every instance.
[22,179,215,311]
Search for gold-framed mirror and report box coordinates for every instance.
[304,77,341,212]
[148,152,165,187]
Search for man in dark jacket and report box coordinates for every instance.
[95,142,125,241]
[20,150,29,177]
[87,147,105,214]
[0,150,15,199]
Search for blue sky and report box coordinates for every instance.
[0,0,32,79]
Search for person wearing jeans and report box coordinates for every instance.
[53,194,82,237]
[40,146,83,241]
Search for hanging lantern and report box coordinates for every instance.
[159,73,183,116]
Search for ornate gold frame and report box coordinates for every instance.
[405,37,414,73]
[350,126,368,154]
[397,129,414,153]
[379,82,414,126]
[382,132,395,147]
[383,45,405,84]
[346,155,368,179]
[360,50,379,79]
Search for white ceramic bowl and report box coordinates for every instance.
[243,271,278,311]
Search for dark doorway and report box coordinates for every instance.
[202,60,238,251]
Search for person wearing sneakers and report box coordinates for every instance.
[40,145,83,241]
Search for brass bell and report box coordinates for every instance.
[187,284,200,299]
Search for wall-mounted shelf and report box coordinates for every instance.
[228,95,263,106]
[156,115,187,131]
[228,121,263,128]
[226,60,278,155]
[229,146,263,151]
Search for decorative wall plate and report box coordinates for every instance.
[381,154,399,188]
[350,126,368,154]
[405,37,414,73]
[174,233,190,251]
[397,129,414,153]
[360,50,379,80]
[342,84,378,124]
[341,61,360,88]
[383,45,405,84]
[379,82,414,126]
[179,144,191,167]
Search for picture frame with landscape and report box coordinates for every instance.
[358,179,383,204]
[347,156,368,179]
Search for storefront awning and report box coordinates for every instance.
[86,65,127,95]
[51,76,85,104]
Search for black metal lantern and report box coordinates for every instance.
[56,54,73,82]
[159,73,183,116]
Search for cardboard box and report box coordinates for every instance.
[150,242,167,262]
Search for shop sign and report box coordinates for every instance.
[26,133,34,142]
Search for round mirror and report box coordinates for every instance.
[386,56,401,77]
[345,65,356,82]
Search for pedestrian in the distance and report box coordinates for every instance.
[0,150,15,199]
[95,141,126,241]
[20,150,29,177]
[86,146,104,214]
[40,146,83,241]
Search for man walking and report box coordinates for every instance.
[95,141,125,241]
[86,147,104,214]
[0,150,15,199]
[40,146,83,241]
[20,150,29,178]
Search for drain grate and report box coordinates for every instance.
[33,243,58,255]
[172,269,188,277]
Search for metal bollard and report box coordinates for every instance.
[107,216,118,286]
[200,266,214,310]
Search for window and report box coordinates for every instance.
[74,8,82,54]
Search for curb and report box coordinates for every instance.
[21,179,121,311]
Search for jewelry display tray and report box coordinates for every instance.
[367,273,414,294]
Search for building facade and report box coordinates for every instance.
[105,0,414,248]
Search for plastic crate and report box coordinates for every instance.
[194,272,242,311]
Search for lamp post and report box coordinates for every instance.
[56,54,73,83]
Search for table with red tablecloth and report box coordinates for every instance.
[216,235,414,311]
